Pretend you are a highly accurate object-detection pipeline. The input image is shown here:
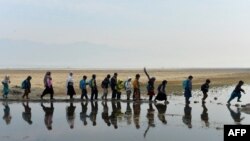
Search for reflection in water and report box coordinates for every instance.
[201,103,209,127]
[66,102,76,129]
[3,100,249,133]
[22,102,32,125]
[144,103,155,138]
[124,102,132,125]
[110,101,118,129]
[80,101,89,126]
[133,102,141,129]
[183,104,192,128]
[116,101,124,123]
[41,102,54,130]
[90,101,98,126]
[2,102,11,125]
[155,103,167,125]
[102,101,111,127]
[227,105,245,124]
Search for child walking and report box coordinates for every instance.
[22,76,32,99]
[66,72,76,99]
[41,71,54,100]
[144,68,156,101]
[201,79,211,103]
[154,80,168,103]
[227,81,246,104]
[2,75,11,99]
[80,75,89,100]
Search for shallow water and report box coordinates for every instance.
[0,86,250,141]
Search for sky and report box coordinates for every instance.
[0,0,250,69]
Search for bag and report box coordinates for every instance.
[21,80,26,89]
[101,80,105,88]
[123,81,127,90]
[89,79,93,88]
[182,80,187,89]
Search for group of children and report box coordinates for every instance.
[1,69,247,105]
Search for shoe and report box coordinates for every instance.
[237,100,242,102]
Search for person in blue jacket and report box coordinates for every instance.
[227,80,246,104]
[183,75,193,104]
[80,75,89,100]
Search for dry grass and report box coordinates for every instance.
[0,69,250,98]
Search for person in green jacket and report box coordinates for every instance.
[116,80,124,100]
[2,75,11,99]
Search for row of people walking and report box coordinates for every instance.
[1,68,247,104]
[2,101,244,130]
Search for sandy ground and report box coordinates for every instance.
[0,69,250,98]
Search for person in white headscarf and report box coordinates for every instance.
[2,75,11,98]
[125,77,132,100]
[66,72,76,99]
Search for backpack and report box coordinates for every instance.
[182,80,187,89]
[123,81,128,90]
[101,80,106,88]
[21,80,27,89]
[89,79,93,88]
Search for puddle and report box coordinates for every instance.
[0,85,250,141]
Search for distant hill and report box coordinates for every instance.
[0,39,136,68]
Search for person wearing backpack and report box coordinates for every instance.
[89,74,98,101]
[111,73,118,100]
[184,75,193,104]
[80,75,89,100]
[2,75,11,99]
[201,79,211,103]
[22,76,32,99]
[41,71,54,100]
[125,77,132,100]
[101,74,111,100]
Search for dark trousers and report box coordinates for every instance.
[41,86,54,99]
[91,89,98,100]
[117,92,121,100]
[149,95,153,101]
[112,88,117,99]
[81,89,88,100]
[202,92,208,101]
[228,92,241,103]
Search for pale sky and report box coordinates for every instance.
[0,0,250,68]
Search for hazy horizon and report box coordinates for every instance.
[0,0,250,68]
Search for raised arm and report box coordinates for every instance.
[144,67,150,80]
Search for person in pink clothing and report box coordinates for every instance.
[41,71,54,100]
